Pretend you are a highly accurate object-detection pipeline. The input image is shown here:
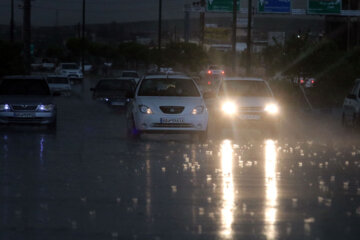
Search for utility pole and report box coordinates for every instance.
[199,0,205,46]
[10,0,14,42]
[82,0,85,75]
[184,5,190,43]
[158,0,162,67]
[346,0,351,51]
[231,0,237,75]
[23,0,31,74]
[246,0,252,75]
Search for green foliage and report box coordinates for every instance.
[0,41,25,77]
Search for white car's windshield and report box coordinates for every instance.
[47,77,68,84]
[138,78,200,97]
[219,80,272,97]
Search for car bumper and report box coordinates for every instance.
[0,112,56,125]
[215,111,279,128]
[134,113,208,132]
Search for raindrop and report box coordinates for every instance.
[330,176,335,182]
[132,198,138,205]
[116,197,121,204]
[304,217,315,223]
[198,225,203,234]
[324,198,332,207]
[81,197,87,203]
[343,181,350,190]
[207,197,212,203]
[111,232,119,238]
[161,167,166,173]
[198,208,205,216]
[298,162,303,167]
[317,196,324,204]
[171,185,177,193]
[206,175,212,181]
[89,210,96,217]
[356,207,360,215]
[292,198,298,208]
[71,220,77,229]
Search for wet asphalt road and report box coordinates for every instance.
[0,78,359,240]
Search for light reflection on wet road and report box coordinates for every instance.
[0,79,359,240]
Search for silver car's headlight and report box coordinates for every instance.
[37,104,55,112]
[0,104,10,111]
[221,101,237,115]
[139,105,153,114]
[264,103,279,114]
[192,106,204,115]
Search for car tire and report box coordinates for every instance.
[127,116,141,140]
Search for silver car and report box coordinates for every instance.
[0,76,57,129]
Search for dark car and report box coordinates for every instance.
[0,75,57,129]
[90,78,135,107]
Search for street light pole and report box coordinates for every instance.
[158,0,162,68]
[231,0,237,75]
[82,0,86,75]
[23,0,31,74]
[200,0,205,46]
[10,0,14,42]
[246,0,252,75]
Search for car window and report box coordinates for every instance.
[0,79,50,96]
[138,78,200,97]
[96,80,134,91]
[218,80,272,97]
[47,77,69,84]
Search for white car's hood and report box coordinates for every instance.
[219,96,276,107]
[136,96,205,113]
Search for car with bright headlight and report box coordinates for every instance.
[212,77,280,134]
[126,74,208,140]
[0,76,57,129]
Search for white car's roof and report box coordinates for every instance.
[224,77,264,81]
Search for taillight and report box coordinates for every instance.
[300,79,305,84]
[311,80,315,84]
[208,81,211,85]
[221,70,225,75]
[207,70,212,75]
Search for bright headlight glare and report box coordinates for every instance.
[192,106,204,115]
[264,103,279,114]
[139,105,152,114]
[37,104,55,111]
[0,104,10,111]
[221,101,237,115]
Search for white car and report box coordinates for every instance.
[211,77,280,134]
[126,74,208,140]
[55,63,83,81]
[342,79,360,128]
[47,75,72,96]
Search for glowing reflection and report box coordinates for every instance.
[145,144,152,219]
[264,140,278,240]
[220,140,235,239]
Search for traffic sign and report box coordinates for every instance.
[207,0,240,13]
[308,0,341,15]
[258,0,291,14]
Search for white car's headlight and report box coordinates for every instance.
[37,104,55,112]
[0,104,10,111]
[264,103,279,114]
[221,101,237,115]
[192,106,204,115]
[139,105,153,114]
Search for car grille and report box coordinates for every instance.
[239,107,263,112]
[152,123,193,128]
[11,105,37,111]
[159,106,184,114]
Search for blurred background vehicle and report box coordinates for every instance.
[47,75,72,96]
[90,78,135,107]
[55,63,83,83]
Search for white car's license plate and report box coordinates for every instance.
[15,113,35,118]
[239,114,260,120]
[160,118,184,123]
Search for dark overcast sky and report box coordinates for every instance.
[0,0,194,26]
